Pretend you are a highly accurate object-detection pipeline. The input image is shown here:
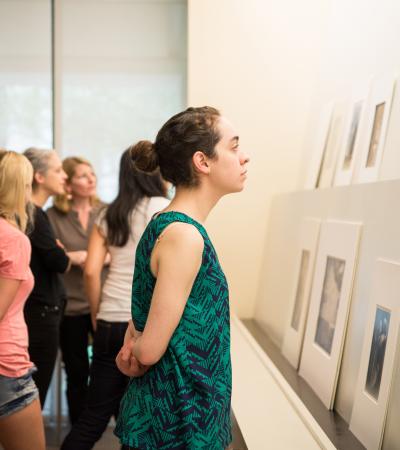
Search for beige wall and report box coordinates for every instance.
[188,0,331,317]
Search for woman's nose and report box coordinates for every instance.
[241,152,250,164]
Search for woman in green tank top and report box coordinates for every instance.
[115,106,250,450]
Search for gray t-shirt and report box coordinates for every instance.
[47,204,105,316]
[96,196,170,322]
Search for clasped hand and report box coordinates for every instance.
[115,338,149,377]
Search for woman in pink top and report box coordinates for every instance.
[0,150,45,450]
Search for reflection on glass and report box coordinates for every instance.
[365,307,390,400]
[343,101,362,171]
[291,250,310,331]
[0,1,52,150]
[366,102,385,168]
[314,256,345,354]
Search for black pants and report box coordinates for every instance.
[61,320,129,450]
[60,313,94,424]
[24,304,62,407]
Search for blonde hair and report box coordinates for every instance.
[0,150,33,232]
[53,156,100,213]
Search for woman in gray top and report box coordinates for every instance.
[47,156,104,425]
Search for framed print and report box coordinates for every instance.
[350,259,400,450]
[299,220,362,409]
[317,103,346,189]
[282,218,321,369]
[355,75,396,183]
[377,75,400,181]
[304,102,334,189]
[334,80,371,186]
[313,256,346,354]
[365,308,390,401]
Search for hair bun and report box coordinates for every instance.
[130,140,159,173]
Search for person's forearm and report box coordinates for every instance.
[123,320,137,345]
[131,335,163,367]
[84,273,101,322]
[131,338,143,364]
[122,321,153,365]
[65,258,72,273]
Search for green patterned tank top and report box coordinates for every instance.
[115,211,232,450]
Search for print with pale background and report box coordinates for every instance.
[314,256,346,354]
[343,101,363,170]
[366,102,386,168]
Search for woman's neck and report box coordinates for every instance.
[71,196,92,212]
[32,188,50,208]
[165,185,221,224]
[1,215,18,229]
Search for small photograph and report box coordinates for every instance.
[366,102,386,168]
[365,307,391,400]
[314,256,346,354]
[342,101,363,171]
[291,250,310,331]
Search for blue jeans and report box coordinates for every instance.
[61,320,129,450]
[0,368,39,418]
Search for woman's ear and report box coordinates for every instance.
[33,171,44,186]
[192,151,210,175]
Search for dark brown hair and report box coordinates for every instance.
[104,148,166,247]
[130,106,221,187]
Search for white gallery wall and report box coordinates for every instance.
[298,0,400,187]
[187,0,331,317]
[252,0,400,448]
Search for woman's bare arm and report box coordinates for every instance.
[116,319,146,376]
[131,222,204,366]
[84,224,107,330]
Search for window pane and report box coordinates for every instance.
[61,0,187,201]
[0,0,52,151]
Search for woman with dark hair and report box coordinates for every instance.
[114,106,249,450]
[60,148,169,450]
